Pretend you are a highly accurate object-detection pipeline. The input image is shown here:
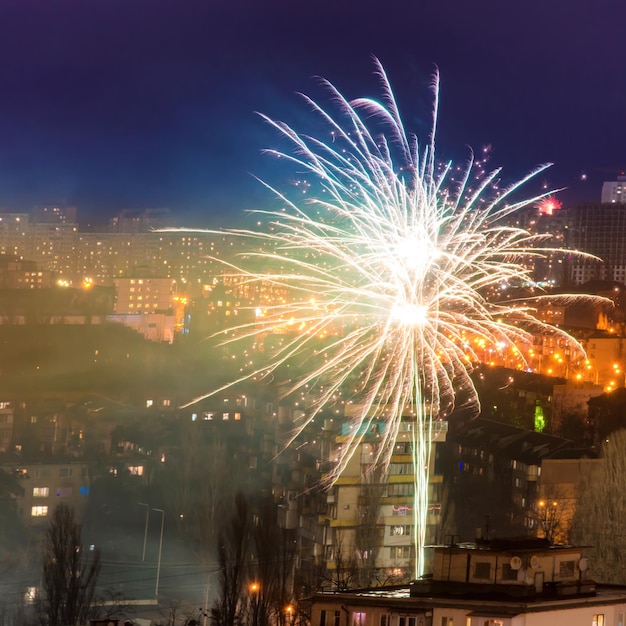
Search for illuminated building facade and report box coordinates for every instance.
[0,255,54,288]
[1,462,91,527]
[563,204,626,285]
[601,173,626,204]
[318,415,448,584]
[113,277,176,314]
[0,209,242,289]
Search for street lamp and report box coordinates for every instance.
[537,500,559,544]
[285,604,295,626]
[153,508,165,598]
[249,582,260,626]
[138,502,149,562]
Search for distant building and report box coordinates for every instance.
[107,208,175,233]
[0,401,13,453]
[106,312,177,343]
[113,277,176,314]
[443,416,572,540]
[2,461,91,526]
[601,173,626,204]
[0,255,54,288]
[538,457,601,544]
[563,204,626,285]
[583,332,626,390]
[31,205,77,224]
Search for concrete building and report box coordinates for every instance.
[537,457,601,545]
[310,539,626,626]
[315,413,448,584]
[2,461,91,527]
[0,255,54,288]
[562,204,626,285]
[601,174,626,204]
[113,277,176,314]
[443,417,573,541]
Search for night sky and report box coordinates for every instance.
[0,0,624,225]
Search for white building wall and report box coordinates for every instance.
[522,604,625,626]
[602,179,626,204]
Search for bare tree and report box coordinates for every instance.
[250,499,297,626]
[570,430,626,583]
[534,487,574,545]
[165,427,241,563]
[211,493,250,626]
[38,503,101,626]
[154,599,197,626]
[324,537,358,591]
[355,465,385,587]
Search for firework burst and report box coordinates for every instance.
[183,59,598,577]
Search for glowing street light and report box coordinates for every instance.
[250,582,260,626]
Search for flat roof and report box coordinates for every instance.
[312,584,626,612]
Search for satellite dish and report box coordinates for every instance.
[530,555,540,569]
[579,557,588,572]
[510,556,522,570]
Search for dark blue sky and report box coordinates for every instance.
[0,0,624,225]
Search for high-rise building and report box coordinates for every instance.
[602,173,626,204]
[562,204,626,284]
[318,414,448,583]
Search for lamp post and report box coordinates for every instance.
[153,508,165,598]
[285,604,295,626]
[249,582,260,626]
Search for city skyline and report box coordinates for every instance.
[1,1,625,223]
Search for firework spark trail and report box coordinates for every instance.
[179,59,601,578]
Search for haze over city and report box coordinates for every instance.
[6,3,626,626]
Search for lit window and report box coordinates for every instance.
[31,506,48,517]
[593,615,605,626]
[146,400,153,408]
[352,613,366,626]
[391,546,412,559]
[33,487,49,497]
[128,466,144,476]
